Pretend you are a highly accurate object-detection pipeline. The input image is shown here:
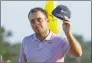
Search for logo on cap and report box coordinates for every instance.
[61,10,68,13]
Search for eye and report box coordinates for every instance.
[37,18,42,21]
[37,18,43,23]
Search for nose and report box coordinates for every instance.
[34,20,40,25]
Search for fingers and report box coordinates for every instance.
[63,16,70,22]
[63,20,70,24]
[63,20,71,26]
[63,16,71,24]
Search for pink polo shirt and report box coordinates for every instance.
[19,31,70,63]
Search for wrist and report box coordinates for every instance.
[65,31,72,37]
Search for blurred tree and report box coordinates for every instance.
[65,34,91,63]
[0,27,20,62]
[73,34,84,44]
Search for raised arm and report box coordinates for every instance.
[63,16,82,57]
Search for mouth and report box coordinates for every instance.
[35,25,42,31]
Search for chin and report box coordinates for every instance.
[35,30,43,34]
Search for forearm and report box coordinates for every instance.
[65,32,82,57]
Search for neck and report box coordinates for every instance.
[36,29,50,41]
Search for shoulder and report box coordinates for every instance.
[50,31,70,53]
[22,33,34,45]
[51,31,69,45]
[51,31,67,42]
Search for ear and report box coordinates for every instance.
[46,18,49,23]
[47,19,49,23]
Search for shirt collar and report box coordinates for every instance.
[33,31,53,41]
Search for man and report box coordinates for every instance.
[19,7,82,63]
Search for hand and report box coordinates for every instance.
[62,16,72,35]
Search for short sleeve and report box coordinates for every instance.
[19,38,27,63]
[61,36,70,55]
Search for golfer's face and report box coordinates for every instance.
[29,11,48,33]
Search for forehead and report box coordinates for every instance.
[29,11,46,20]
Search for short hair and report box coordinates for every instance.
[28,7,48,20]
